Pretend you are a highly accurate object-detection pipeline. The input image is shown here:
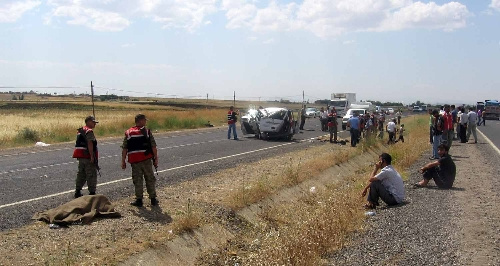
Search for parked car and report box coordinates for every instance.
[342,109,367,130]
[241,107,298,140]
[305,107,320,118]
[387,108,394,114]
[412,106,422,112]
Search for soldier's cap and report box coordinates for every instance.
[135,114,148,122]
[85,116,99,123]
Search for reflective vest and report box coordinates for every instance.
[327,112,337,127]
[125,126,153,164]
[227,111,236,124]
[72,126,98,159]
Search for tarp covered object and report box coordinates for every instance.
[32,195,121,225]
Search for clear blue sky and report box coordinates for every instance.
[1,0,499,105]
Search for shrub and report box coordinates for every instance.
[16,127,40,142]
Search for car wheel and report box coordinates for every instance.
[342,125,346,130]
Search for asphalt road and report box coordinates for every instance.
[476,119,500,150]
[0,117,354,230]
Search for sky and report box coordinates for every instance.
[0,0,499,105]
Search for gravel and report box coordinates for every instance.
[327,154,462,265]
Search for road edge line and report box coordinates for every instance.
[477,128,500,155]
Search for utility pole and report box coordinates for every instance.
[91,81,95,118]
[206,93,208,103]
[302,90,305,106]
[233,91,235,107]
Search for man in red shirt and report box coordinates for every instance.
[227,106,238,140]
[442,104,454,149]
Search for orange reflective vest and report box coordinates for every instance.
[72,126,98,159]
[327,113,337,127]
[125,126,153,164]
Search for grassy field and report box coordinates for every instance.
[0,95,322,149]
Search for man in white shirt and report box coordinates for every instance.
[320,107,328,131]
[386,118,397,144]
[458,107,468,143]
[362,153,405,209]
[466,107,478,143]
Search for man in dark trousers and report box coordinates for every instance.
[122,114,159,207]
[415,144,456,189]
[227,106,238,140]
[299,105,306,130]
[328,107,338,143]
[362,153,405,209]
[72,116,99,198]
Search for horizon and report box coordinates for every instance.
[1,1,499,106]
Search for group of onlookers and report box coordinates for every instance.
[429,104,482,159]
[346,110,405,147]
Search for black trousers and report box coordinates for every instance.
[350,129,359,147]
[367,180,398,206]
[459,124,467,143]
[423,167,453,189]
[300,117,306,130]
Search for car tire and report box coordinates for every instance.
[342,125,346,130]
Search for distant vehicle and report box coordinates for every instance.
[420,105,427,111]
[412,106,422,112]
[240,107,299,140]
[305,107,320,118]
[483,100,500,120]
[387,108,394,114]
[330,92,356,117]
[342,109,367,130]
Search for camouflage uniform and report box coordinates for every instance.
[76,131,97,193]
[122,134,157,199]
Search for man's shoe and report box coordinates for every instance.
[151,198,159,206]
[130,198,143,207]
[74,190,82,198]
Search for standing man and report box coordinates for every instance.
[451,105,458,140]
[428,109,434,145]
[72,116,99,198]
[396,110,402,125]
[122,114,159,207]
[347,111,360,147]
[361,153,405,209]
[328,107,338,143]
[477,109,482,126]
[386,118,397,144]
[442,104,454,149]
[415,144,456,189]
[227,106,238,140]
[377,113,385,140]
[466,107,478,143]
[458,107,468,143]
[320,107,328,131]
[299,105,306,130]
[430,110,444,160]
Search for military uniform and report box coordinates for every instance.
[72,117,99,197]
[122,125,157,204]
[328,110,338,143]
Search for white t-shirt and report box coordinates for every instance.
[387,121,396,132]
[375,165,405,203]
[459,112,468,125]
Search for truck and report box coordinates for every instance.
[481,100,500,120]
[330,93,356,117]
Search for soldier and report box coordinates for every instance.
[328,107,338,143]
[121,114,159,207]
[72,116,99,198]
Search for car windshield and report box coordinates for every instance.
[347,109,365,115]
[266,110,287,120]
[306,108,316,111]
[330,100,347,107]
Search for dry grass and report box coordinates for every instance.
[172,199,202,234]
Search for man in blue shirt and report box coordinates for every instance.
[347,112,360,147]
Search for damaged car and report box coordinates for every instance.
[241,107,299,140]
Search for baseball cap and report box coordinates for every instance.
[85,116,99,123]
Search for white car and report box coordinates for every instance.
[241,107,298,140]
[342,109,367,130]
[305,107,320,118]
[388,108,394,114]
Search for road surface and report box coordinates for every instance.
[477,119,500,151]
[0,117,355,230]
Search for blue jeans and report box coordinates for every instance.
[350,129,359,147]
[228,123,237,139]
[432,134,442,158]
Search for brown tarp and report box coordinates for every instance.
[32,195,121,225]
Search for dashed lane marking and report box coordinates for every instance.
[0,139,226,176]
[0,137,320,209]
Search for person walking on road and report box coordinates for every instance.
[479,110,486,126]
[299,105,306,130]
[415,144,456,189]
[328,107,338,143]
[362,153,405,209]
[227,106,239,140]
[347,111,360,147]
[72,116,99,198]
[121,114,159,207]
[466,107,478,143]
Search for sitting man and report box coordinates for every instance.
[362,153,405,209]
[415,144,456,189]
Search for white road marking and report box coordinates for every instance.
[0,138,318,209]
[477,129,500,155]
